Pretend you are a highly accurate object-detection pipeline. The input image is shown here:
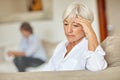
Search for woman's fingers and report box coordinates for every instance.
[75,16,93,35]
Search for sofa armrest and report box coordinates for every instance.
[0,66,120,80]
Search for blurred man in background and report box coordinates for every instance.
[8,22,47,72]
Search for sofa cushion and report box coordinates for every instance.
[101,36,120,67]
[0,66,120,80]
[42,40,58,59]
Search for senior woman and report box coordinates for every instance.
[44,2,107,71]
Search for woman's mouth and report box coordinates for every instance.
[67,35,74,37]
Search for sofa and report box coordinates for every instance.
[0,40,58,72]
[0,36,120,80]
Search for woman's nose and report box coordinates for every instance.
[67,25,73,33]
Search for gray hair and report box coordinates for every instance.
[63,2,94,23]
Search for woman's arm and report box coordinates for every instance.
[75,16,107,71]
[85,46,107,71]
[75,16,98,51]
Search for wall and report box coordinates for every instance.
[0,0,100,47]
[106,0,120,35]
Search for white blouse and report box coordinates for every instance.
[44,38,107,71]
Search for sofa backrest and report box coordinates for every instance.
[41,40,58,59]
[101,36,120,67]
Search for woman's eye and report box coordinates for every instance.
[64,23,68,26]
[73,25,79,27]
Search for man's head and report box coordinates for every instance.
[20,22,33,38]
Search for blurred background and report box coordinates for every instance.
[0,0,119,72]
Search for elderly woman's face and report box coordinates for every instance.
[64,15,85,43]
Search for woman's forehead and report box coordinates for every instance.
[64,15,76,22]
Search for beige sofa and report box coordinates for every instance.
[0,40,58,72]
[0,36,120,80]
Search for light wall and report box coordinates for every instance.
[106,0,120,35]
[0,0,100,47]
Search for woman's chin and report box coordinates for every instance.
[67,39,75,43]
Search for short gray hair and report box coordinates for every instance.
[63,2,94,23]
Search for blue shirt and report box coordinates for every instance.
[20,34,47,61]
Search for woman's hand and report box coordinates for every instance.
[74,16,93,36]
[75,16,98,51]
